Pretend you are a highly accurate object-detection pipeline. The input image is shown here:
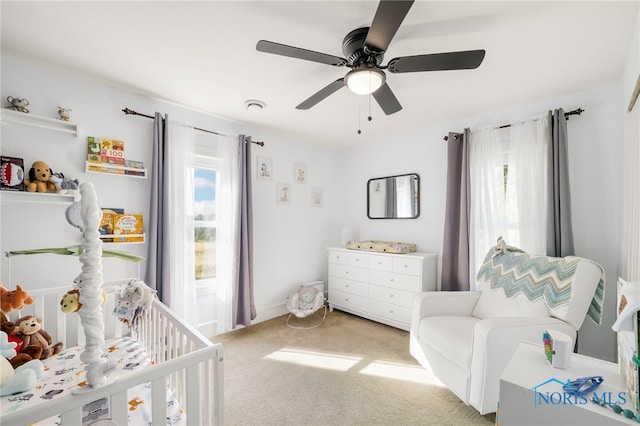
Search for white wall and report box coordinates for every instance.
[0,51,337,332]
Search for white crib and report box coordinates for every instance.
[1,285,224,426]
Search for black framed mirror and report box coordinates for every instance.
[367,173,420,219]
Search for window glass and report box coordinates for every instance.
[193,163,217,282]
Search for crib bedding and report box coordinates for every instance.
[1,336,185,425]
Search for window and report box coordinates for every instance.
[192,154,218,293]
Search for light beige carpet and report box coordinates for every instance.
[213,309,496,426]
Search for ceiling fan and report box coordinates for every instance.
[256,0,486,115]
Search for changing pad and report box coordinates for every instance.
[345,240,417,254]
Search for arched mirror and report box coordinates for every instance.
[367,173,420,219]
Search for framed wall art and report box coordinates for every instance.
[257,156,272,180]
[311,187,323,207]
[277,182,290,204]
[294,162,307,184]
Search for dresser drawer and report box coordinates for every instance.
[368,284,414,308]
[369,254,393,272]
[347,252,369,268]
[328,250,349,265]
[369,270,421,292]
[368,299,411,325]
[330,289,368,312]
[329,264,368,283]
[393,257,422,276]
[329,277,368,297]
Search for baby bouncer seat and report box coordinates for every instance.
[286,281,326,329]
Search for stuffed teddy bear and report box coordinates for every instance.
[0,313,41,369]
[23,160,56,193]
[0,331,44,397]
[0,284,34,313]
[14,315,62,360]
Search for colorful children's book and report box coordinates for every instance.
[616,278,640,411]
[99,208,124,242]
[113,213,144,242]
[0,156,26,191]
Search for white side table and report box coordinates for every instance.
[499,341,638,425]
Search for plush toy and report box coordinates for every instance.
[23,160,56,193]
[60,288,107,313]
[0,284,34,313]
[5,96,29,114]
[0,331,44,397]
[14,315,62,360]
[114,280,156,327]
[50,172,80,195]
[0,313,41,369]
[297,287,318,311]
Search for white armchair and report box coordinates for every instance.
[409,249,604,415]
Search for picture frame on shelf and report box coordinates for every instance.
[257,156,272,180]
[311,187,323,207]
[277,182,290,205]
[294,162,307,184]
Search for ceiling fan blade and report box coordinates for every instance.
[257,40,347,67]
[364,0,414,53]
[296,79,345,110]
[387,49,486,73]
[372,83,402,115]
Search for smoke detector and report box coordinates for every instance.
[245,99,266,112]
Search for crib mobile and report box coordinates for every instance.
[5,182,153,393]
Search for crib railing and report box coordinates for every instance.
[2,285,224,425]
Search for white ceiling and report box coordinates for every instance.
[2,1,638,148]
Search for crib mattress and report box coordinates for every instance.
[1,336,185,425]
[345,240,417,254]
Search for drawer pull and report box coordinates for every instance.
[389,310,394,314]
[345,298,349,302]
[355,259,360,262]
[390,278,394,282]
[389,294,394,298]
[404,264,408,268]
[346,271,349,275]
[345,284,349,288]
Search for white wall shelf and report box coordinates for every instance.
[85,161,147,179]
[100,233,145,244]
[1,108,79,136]
[0,190,76,204]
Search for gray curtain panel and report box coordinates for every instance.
[441,129,471,291]
[385,179,397,217]
[144,112,169,302]
[546,109,575,257]
[233,135,256,327]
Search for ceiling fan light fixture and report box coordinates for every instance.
[345,67,385,95]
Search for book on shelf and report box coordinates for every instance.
[87,164,125,174]
[87,136,125,165]
[113,213,144,242]
[0,156,26,191]
[99,208,124,242]
[616,279,640,412]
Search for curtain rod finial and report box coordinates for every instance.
[122,107,134,115]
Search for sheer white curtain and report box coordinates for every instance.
[512,115,549,252]
[469,116,550,289]
[216,135,238,333]
[469,127,508,286]
[165,119,198,326]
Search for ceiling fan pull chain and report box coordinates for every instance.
[357,104,362,135]
[368,92,373,122]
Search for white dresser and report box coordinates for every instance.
[327,247,437,330]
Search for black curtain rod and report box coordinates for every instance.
[443,107,585,141]
[122,107,265,146]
